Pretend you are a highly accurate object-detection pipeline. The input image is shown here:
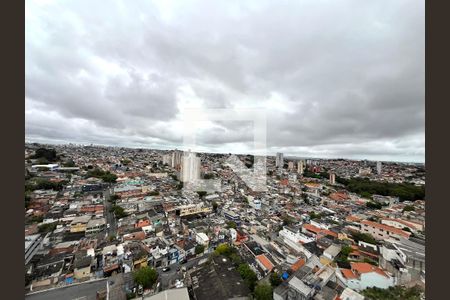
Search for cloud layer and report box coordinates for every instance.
[25,0,425,162]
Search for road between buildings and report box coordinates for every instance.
[103,186,117,237]
[25,279,108,300]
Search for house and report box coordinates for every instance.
[195,232,209,247]
[338,287,365,300]
[73,251,93,280]
[256,254,275,273]
[290,258,305,272]
[381,218,423,232]
[320,243,341,265]
[273,255,334,300]
[360,220,411,241]
[85,217,106,236]
[70,215,92,233]
[190,255,250,300]
[337,262,394,291]
[280,226,315,244]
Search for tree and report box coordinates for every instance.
[31,148,57,162]
[63,159,76,167]
[110,205,127,219]
[402,205,416,213]
[238,264,258,291]
[269,272,282,287]
[110,194,121,202]
[212,201,218,212]
[121,159,132,166]
[197,191,207,198]
[230,253,242,266]
[86,168,117,183]
[366,202,382,209]
[254,283,273,300]
[147,190,160,196]
[362,285,422,300]
[282,215,295,226]
[204,173,215,179]
[351,232,377,245]
[215,243,233,256]
[38,222,57,233]
[195,244,205,255]
[227,221,237,229]
[133,267,158,289]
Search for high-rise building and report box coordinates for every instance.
[162,154,171,166]
[181,150,201,183]
[376,161,382,175]
[171,150,183,170]
[288,161,294,170]
[297,160,304,174]
[329,172,336,185]
[276,152,284,168]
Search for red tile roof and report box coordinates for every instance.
[351,262,388,277]
[290,258,306,272]
[361,220,411,238]
[256,254,274,271]
[341,269,358,279]
[303,223,321,234]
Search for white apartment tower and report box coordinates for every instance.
[288,161,294,170]
[181,150,201,183]
[376,161,382,175]
[171,150,183,170]
[329,172,336,185]
[276,152,284,169]
[298,160,304,174]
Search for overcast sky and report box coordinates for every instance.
[25,0,424,162]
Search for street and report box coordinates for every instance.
[25,279,108,300]
[103,187,117,237]
[156,256,205,290]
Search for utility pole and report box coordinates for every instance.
[106,280,109,300]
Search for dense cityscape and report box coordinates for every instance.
[24,143,425,300]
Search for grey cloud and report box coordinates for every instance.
[25,0,424,162]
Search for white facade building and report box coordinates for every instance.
[276,153,284,168]
[181,151,201,183]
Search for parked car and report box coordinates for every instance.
[162,267,171,272]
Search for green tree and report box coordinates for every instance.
[254,283,273,300]
[63,159,76,167]
[133,267,158,289]
[147,190,160,196]
[195,244,205,255]
[362,285,422,300]
[230,253,242,266]
[366,202,382,209]
[351,232,377,245]
[215,243,233,256]
[110,205,127,219]
[204,173,215,179]
[38,222,57,233]
[212,201,218,212]
[402,227,412,232]
[402,205,415,213]
[227,221,237,229]
[238,264,258,291]
[31,148,57,162]
[282,215,295,226]
[269,272,282,287]
[197,191,207,198]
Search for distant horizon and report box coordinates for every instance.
[25,139,425,165]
